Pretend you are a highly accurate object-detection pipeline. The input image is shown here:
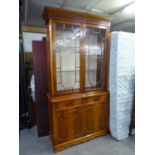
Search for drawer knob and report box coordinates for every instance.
[66,101,74,106]
[75,107,82,113]
[57,112,63,118]
[94,97,98,101]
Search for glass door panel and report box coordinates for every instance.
[55,23,80,93]
[85,27,106,89]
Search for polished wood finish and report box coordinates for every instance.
[43,7,111,152]
[43,7,111,26]
[55,130,108,152]
[55,99,83,110]
[56,106,84,143]
[48,92,109,152]
[22,26,46,33]
[85,102,108,134]
[104,30,111,88]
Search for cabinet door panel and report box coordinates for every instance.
[85,26,106,89]
[85,102,108,134]
[55,23,81,93]
[56,107,83,143]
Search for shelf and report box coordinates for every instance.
[56,46,80,48]
[56,70,80,72]
[56,69,97,72]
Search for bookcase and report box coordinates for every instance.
[43,7,111,152]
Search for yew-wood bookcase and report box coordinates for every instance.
[43,7,111,152]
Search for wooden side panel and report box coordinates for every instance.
[32,41,49,137]
[85,101,108,134]
[48,100,53,140]
[46,27,51,94]
[104,29,111,89]
[55,107,84,143]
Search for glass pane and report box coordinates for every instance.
[55,23,80,93]
[85,27,106,89]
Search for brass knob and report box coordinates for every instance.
[94,97,99,101]
[66,101,74,106]
[57,112,63,118]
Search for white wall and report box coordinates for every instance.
[23,32,46,52]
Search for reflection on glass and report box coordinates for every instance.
[55,23,80,92]
[85,27,105,89]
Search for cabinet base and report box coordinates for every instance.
[53,130,109,152]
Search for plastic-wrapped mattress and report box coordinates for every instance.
[109,31,135,140]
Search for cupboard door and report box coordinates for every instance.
[56,106,84,143]
[85,102,108,134]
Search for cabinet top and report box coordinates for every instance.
[43,7,111,27]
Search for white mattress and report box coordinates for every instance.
[109,31,135,140]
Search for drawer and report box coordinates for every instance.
[55,99,83,109]
[85,95,108,103]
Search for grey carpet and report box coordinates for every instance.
[19,126,135,155]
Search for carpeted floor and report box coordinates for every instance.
[19,126,135,155]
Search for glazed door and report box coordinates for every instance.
[54,21,82,95]
[56,106,84,143]
[84,25,108,91]
[53,22,109,95]
[85,102,108,134]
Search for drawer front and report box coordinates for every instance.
[55,99,83,109]
[85,95,108,104]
